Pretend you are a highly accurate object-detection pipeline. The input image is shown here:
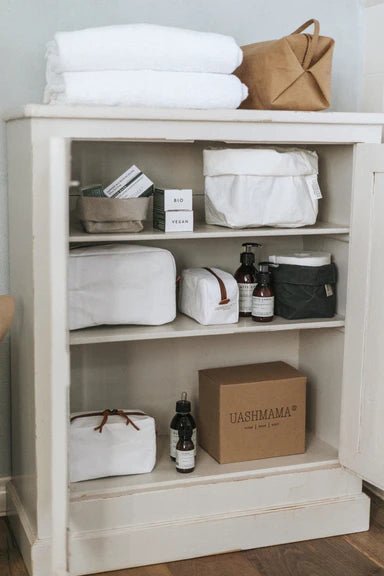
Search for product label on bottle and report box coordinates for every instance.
[176,449,195,470]
[170,428,197,457]
[252,296,274,318]
[238,283,257,313]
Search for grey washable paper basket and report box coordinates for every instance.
[77,197,150,233]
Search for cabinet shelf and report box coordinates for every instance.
[70,434,338,500]
[69,220,350,243]
[69,314,345,345]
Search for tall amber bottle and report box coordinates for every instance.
[234,243,261,317]
[252,263,274,322]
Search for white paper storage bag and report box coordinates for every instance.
[204,148,320,228]
[179,267,239,325]
[69,244,176,330]
[70,410,156,482]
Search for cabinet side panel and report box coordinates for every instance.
[7,119,37,533]
[340,144,384,489]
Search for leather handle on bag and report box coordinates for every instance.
[70,409,144,433]
[203,268,230,305]
[291,19,320,70]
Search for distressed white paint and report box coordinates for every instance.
[6,109,383,575]
[340,145,384,490]
[69,221,351,243]
[70,315,346,346]
[69,495,369,575]
[49,139,71,575]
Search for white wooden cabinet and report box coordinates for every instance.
[6,106,384,576]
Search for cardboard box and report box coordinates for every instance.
[198,361,306,464]
[153,210,194,232]
[104,165,153,199]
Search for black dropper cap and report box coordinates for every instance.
[176,392,191,414]
[240,243,261,266]
[257,262,271,284]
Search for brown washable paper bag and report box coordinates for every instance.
[77,196,150,233]
[235,19,334,111]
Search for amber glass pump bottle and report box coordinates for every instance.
[234,243,261,317]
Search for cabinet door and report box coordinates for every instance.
[49,137,71,575]
[340,143,384,490]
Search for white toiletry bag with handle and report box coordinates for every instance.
[204,148,320,229]
[179,267,239,325]
[68,244,176,330]
[70,409,156,482]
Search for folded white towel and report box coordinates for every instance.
[47,24,243,76]
[45,70,248,109]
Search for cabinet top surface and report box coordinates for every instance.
[5,105,384,125]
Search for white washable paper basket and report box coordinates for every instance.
[179,267,239,325]
[70,410,156,482]
[204,148,321,229]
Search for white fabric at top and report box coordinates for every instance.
[45,70,248,109]
[203,148,319,177]
[48,24,243,75]
[269,252,331,267]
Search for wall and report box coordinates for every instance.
[0,0,364,479]
[362,0,384,110]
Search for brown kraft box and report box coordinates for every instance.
[198,361,306,464]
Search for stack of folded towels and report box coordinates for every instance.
[44,24,248,109]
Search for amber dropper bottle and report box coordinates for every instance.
[176,418,195,474]
[169,392,196,461]
[252,263,274,322]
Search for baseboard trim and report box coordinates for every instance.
[0,476,10,516]
[7,481,50,576]
[69,494,370,576]
[5,481,371,576]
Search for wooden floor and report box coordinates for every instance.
[2,492,384,576]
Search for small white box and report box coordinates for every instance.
[154,189,193,211]
[154,210,194,232]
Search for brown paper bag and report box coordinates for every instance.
[77,196,150,233]
[236,19,335,111]
[0,295,15,342]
